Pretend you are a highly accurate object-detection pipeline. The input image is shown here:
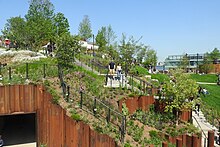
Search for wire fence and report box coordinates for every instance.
[57,65,126,143]
[0,61,127,142]
[0,62,58,84]
[128,74,160,95]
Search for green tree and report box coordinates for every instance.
[95,25,117,59]
[207,48,220,64]
[118,34,143,74]
[199,53,214,74]
[53,12,70,37]
[78,15,92,41]
[95,27,107,52]
[25,0,55,50]
[163,69,198,124]
[136,46,147,64]
[1,16,27,48]
[143,48,157,68]
[56,33,81,67]
[105,25,117,47]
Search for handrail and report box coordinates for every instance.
[91,59,108,69]
[192,115,208,139]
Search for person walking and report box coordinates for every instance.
[116,63,122,80]
[109,60,115,79]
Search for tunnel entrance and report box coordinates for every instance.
[0,113,36,146]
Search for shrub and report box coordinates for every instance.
[70,110,81,121]
[149,130,158,138]
[124,142,132,147]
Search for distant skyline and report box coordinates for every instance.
[0,0,220,62]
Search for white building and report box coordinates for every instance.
[79,40,99,50]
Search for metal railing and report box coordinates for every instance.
[0,62,58,84]
[192,115,207,147]
[58,66,126,143]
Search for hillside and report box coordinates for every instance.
[0,48,208,146]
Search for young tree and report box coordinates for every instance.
[207,48,220,64]
[56,33,81,67]
[95,27,107,52]
[117,34,144,74]
[143,48,157,68]
[199,53,214,74]
[53,12,70,37]
[136,46,147,64]
[25,0,55,50]
[78,15,92,41]
[95,25,117,59]
[1,16,27,48]
[163,69,198,124]
[105,25,117,47]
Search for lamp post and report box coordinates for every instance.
[197,53,199,74]
[92,34,95,57]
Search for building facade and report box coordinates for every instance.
[164,53,205,71]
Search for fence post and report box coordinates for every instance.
[105,70,108,86]
[208,130,214,147]
[0,62,1,75]
[80,91,83,109]
[162,142,168,147]
[43,64,46,78]
[9,67,12,80]
[219,121,220,146]
[26,63,29,79]
[120,115,126,143]
[176,138,182,147]
[107,108,110,123]
[132,75,134,91]
[66,85,70,102]
[93,98,97,116]
[122,74,124,87]
[143,81,146,94]
[204,137,207,147]
[91,60,93,72]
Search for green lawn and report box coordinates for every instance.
[151,74,169,83]
[190,74,218,83]
[189,73,220,113]
[199,84,220,112]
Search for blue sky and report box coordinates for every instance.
[0,0,220,62]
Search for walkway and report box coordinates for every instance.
[74,59,131,88]
[104,74,129,88]
[74,58,100,75]
[192,110,219,146]
[197,82,217,85]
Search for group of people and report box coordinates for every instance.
[108,61,122,80]
[198,86,209,97]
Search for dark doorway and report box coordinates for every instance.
[0,113,36,146]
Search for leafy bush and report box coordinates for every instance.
[124,142,132,147]
[70,109,81,121]
[149,130,158,138]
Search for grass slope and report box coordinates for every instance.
[190,74,218,83]
[200,84,220,112]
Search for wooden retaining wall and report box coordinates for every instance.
[163,133,202,147]
[118,96,155,114]
[0,85,117,147]
[119,97,191,122]
[210,64,220,73]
